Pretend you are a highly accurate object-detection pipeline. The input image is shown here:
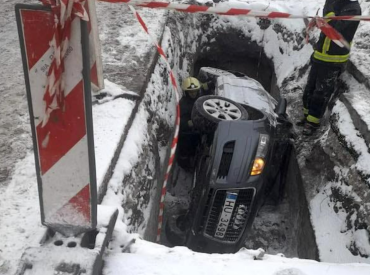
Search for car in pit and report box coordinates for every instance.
[165,67,294,253]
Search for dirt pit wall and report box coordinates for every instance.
[114,48,178,241]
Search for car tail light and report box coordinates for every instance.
[250,134,269,176]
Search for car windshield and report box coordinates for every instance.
[215,75,278,125]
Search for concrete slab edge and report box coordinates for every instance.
[97,18,167,203]
[92,208,119,275]
[15,207,118,275]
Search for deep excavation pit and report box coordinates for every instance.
[117,12,318,259]
[95,4,370,263]
[160,14,319,259]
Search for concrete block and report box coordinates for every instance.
[15,206,118,275]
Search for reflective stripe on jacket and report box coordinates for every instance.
[313,1,361,64]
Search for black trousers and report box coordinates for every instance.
[177,132,200,169]
[302,61,342,122]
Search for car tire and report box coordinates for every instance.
[191,95,248,133]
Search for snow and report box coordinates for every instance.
[0,153,44,274]
[351,1,370,82]
[332,100,370,181]
[213,1,316,87]
[98,205,118,228]
[1,0,370,274]
[354,230,370,257]
[101,103,148,197]
[97,79,139,99]
[340,73,370,131]
[0,92,137,273]
[104,240,370,275]
[13,205,117,275]
[311,180,370,263]
[94,95,135,188]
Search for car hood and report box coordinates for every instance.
[209,120,266,186]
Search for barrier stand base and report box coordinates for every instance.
[15,205,118,275]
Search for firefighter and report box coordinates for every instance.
[176,77,202,170]
[177,77,214,170]
[179,77,214,133]
[180,77,201,132]
[298,0,361,136]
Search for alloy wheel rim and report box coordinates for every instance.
[203,99,242,121]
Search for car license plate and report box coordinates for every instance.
[215,192,237,239]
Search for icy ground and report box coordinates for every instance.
[1,0,370,274]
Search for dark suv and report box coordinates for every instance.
[166,67,293,253]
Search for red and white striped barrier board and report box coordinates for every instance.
[127,5,180,242]
[15,3,97,236]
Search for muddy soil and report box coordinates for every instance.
[245,199,295,257]
[163,164,297,255]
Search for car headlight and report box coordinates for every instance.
[251,158,265,176]
[251,134,269,176]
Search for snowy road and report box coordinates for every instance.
[0,0,36,189]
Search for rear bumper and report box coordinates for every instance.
[186,186,262,253]
[186,232,242,253]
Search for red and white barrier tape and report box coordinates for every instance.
[100,0,370,21]
[101,1,370,49]
[313,17,350,49]
[40,0,89,127]
[128,5,180,242]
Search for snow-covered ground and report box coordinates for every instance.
[1,0,370,274]
[104,241,370,275]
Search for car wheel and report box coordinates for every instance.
[191,95,248,133]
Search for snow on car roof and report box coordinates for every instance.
[215,75,278,125]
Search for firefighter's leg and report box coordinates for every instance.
[303,64,341,135]
[302,62,318,114]
[308,64,341,122]
[298,62,318,126]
